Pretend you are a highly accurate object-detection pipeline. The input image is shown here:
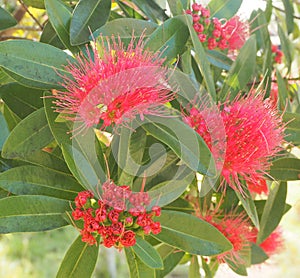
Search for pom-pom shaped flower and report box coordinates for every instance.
[202,211,253,265]
[53,35,174,133]
[71,184,161,249]
[184,92,285,193]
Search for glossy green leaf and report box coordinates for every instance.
[208,0,243,19]
[163,198,194,213]
[167,0,188,16]
[93,18,157,39]
[145,15,189,63]
[0,7,17,31]
[0,195,69,233]
[0,112,9,151]
[40,21,65,49]
[155,245,184,278]
[115,0,144,19]
[125,247,155,278]
[220,35,257,100]
[2,108,53,160]
[185,14,216,100]
[152,210,232,256]
[57,235,99,278]
[2,104,20,130]
[45,0,81,53]
[0,68,14,85]
[257,182,287,243]
[278,24,292,71]
[206,50,232,71]
[0,165,82,200]
[70,0,111,45]
[0,83,44,119]
[235,189,259,228]
[269,158,300,181]
[0,40,73,89]
[132,237,163,269]
[251,243,268,264]
[283,112,300,145]
[139,115,215,176]
[282,0,294,34]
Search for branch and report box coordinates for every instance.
[273,5,300,20]
[18,0,43,30]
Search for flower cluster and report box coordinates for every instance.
[186,3,248,51]
[72,184,161,249]
[184,92,285,194]
[271,45,283,64]
[53,35,174,134]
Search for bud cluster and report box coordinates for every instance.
[271,45,283,64]
[72,184,161,249]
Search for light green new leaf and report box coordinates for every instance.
[0,195,69,233]
[57,235,99,278]
[70,0,111,45]
[0,40,73,89]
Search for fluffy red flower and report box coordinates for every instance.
[184,92,285,193]
[53,35,174,133]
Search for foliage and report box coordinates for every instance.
[0,0,300,277]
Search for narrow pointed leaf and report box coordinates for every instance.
[282,0,294,34]
[278,24,292,71]
[0,112,9,151]
[57,235,99,278]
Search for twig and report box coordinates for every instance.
[18,0,43,30]
[0,36,30,41]
[273,5,300,20]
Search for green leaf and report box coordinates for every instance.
[283,112,300,145]
[163,198,194,213]
[189,256,200,278]
[45,0,82,53]
[145,15,189,63]
[93,18,157,40]
[282,0,294,34]
[115,0,145,19]
[152,210,232,256]
[269,158,300,181]
[0,195,69,233]
[139,115,215,176]
[125,247,155,278]
[185,14,216,100]
[220,35,257,100]
[0,83,44,119]
[250,10,270,50]
[257,182,287,243]
[235,189,259,228]
[155,245,184,278]
[167,0,188,16]
[132,237,163,269]
[57,235,99,278]
[0,165,83,200]
[2,108,54,160]
[2,103,20,130]
[0,112,9,151]
[276,70,289,111]
[278,24,292,71]
[0,7,17,31]
[206,50,232,71]
[40,21,65,49]
[0,40,73,89]
[70,0,111,45]
[208,0,243,19]
[251,243,268,264]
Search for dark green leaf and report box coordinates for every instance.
[131,0,168,22]
[0,195,69,233]
[45,0,82,53]
[276,70,289,111]
[257,182,287,243]
[250,10,270,50]
[282,0,294,34]
[0,7,17,31]
[139,115,215,176]
[206,50,232,71]
[125,247,155,278]
[0,112,9,151]
[163,198,194,213]
[283,112,300,145]
[116,0,145,19]
[0,83,44,119]
[220,35,257,100]
[152,210,232,256]
[0,40,73,89]
[40,21,65,49]
[57,235,99,278]
[251,243,268,264]
[70,0,111,45]
[278,24,292,71]
[208,0,243,19]
[167,0,188,16]
[185,14,216,100]
[132,237,163,269]
[2,104,20,130]
[2,108,54,160]
[93,18,157,40]
[269,158,300,181]
[0,165,83,200]
[145,15,189,63]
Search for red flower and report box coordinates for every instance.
[120,230,136,247]
[247,177,269,195]
[53,35,174,133]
